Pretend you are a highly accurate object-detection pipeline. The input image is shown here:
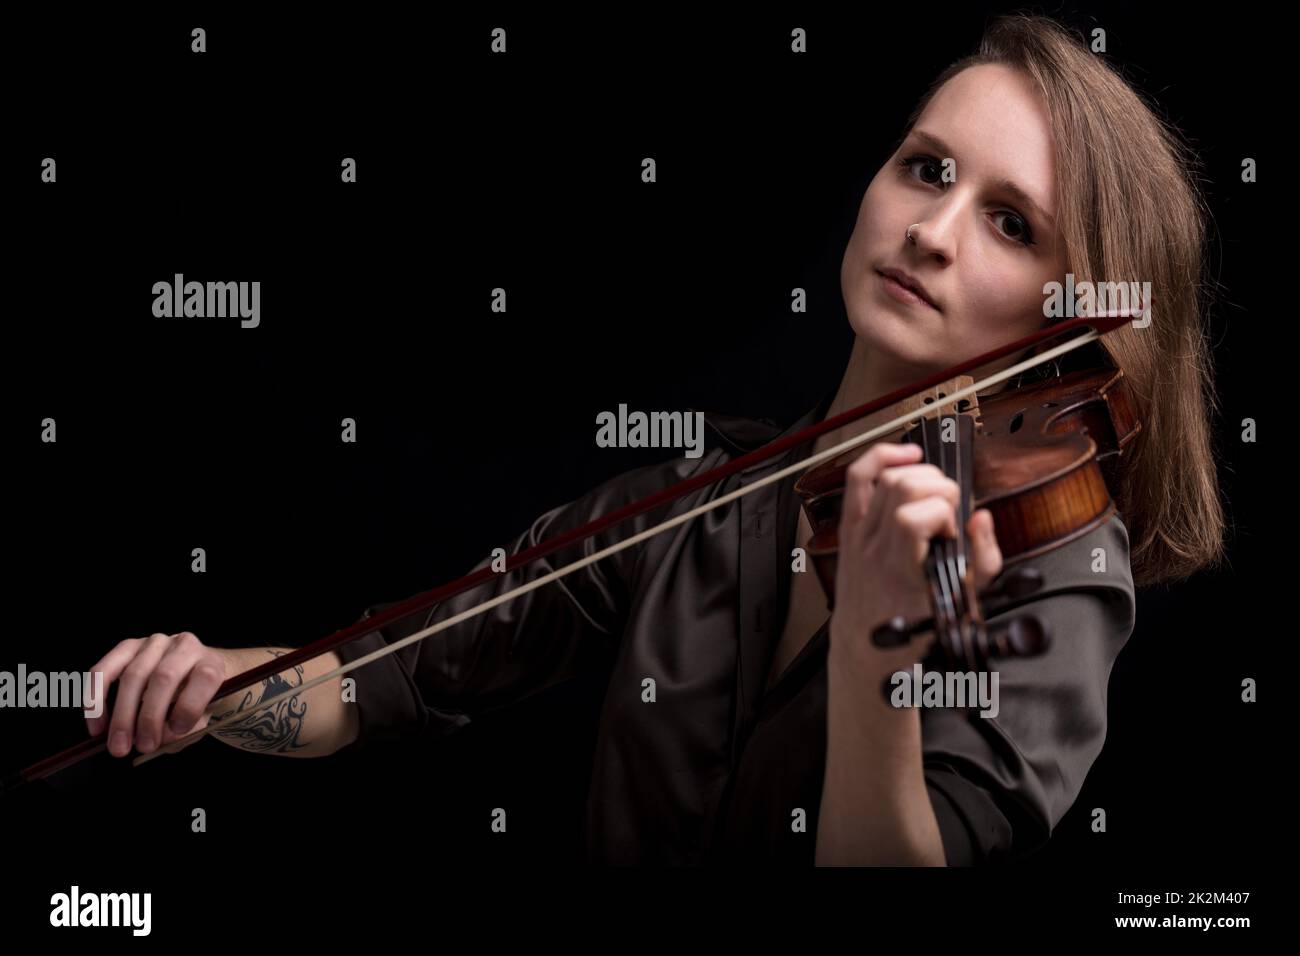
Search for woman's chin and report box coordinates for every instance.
[851,319,942,370]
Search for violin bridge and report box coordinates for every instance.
[890,374,982,439]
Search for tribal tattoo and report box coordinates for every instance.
[210,650,308,753]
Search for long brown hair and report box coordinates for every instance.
[898,12,1226,587]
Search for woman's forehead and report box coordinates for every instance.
[913,65,1058,217]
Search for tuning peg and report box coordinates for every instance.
[983,615,1050,659]
[870,614,928,648]
[872,609,1050,667]
[974,568,1048,621]
[980,567,1045,604]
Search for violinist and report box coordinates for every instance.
[74,14,1225,865]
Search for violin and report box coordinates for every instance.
[795,341,1140,677]
[0,311,1142,795]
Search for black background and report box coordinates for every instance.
[2,3,1278,938]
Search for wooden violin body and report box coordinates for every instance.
[794,347,1141,673]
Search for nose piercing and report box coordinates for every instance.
[907,223,920,244]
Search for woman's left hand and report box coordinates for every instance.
[817,442,1005,866]
[828,441,1004,684]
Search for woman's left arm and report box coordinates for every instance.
[814,443,1137,866]
[814,441,1006,866]
[818,631,947,865]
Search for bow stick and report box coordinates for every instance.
[2,310,1142,792]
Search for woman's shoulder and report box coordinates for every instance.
[992,512,1136,633]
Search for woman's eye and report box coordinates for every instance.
[993,211,1035,247]
[898,153,1036,248]
[898,154,945,185]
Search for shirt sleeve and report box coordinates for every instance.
[919,513,1137,865]
[334,452,709,750]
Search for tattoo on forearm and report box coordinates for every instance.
[211,650,309,753]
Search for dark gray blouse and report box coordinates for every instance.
[336,388,1137,865]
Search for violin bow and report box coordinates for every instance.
[2,310,1141,793]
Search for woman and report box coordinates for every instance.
[84,14,1224,865]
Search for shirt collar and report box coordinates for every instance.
[720,385,839,762]
[696,385,839,468]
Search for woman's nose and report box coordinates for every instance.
[906,205,960,261]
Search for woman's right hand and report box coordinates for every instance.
[86,632,230,757]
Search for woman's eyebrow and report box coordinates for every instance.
[907,128,1057,227]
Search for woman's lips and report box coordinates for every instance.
[877,270,938,311]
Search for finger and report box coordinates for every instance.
[862,466,959,545]
[967,509,1003,590]
[158,710,210,754]
[106,633,172,757]
[165,652,226,739]
[136,633,202,754]
[893,497,960,566]
[841,443,924,525]
[85,639,144,738]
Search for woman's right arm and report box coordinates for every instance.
[86,633,359,759]
[90,451,713,760]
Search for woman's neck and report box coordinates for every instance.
[815,336,1033,459]
[814,336,930,459]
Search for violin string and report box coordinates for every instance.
[946,413,970,671]
[134,328,1110,767]
[956,415,979,672]
[922,417,960,667]
[925,418,956,658]
[943,416,966,669]
[940,415,966,667]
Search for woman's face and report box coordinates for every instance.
[841,63,1069,376]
